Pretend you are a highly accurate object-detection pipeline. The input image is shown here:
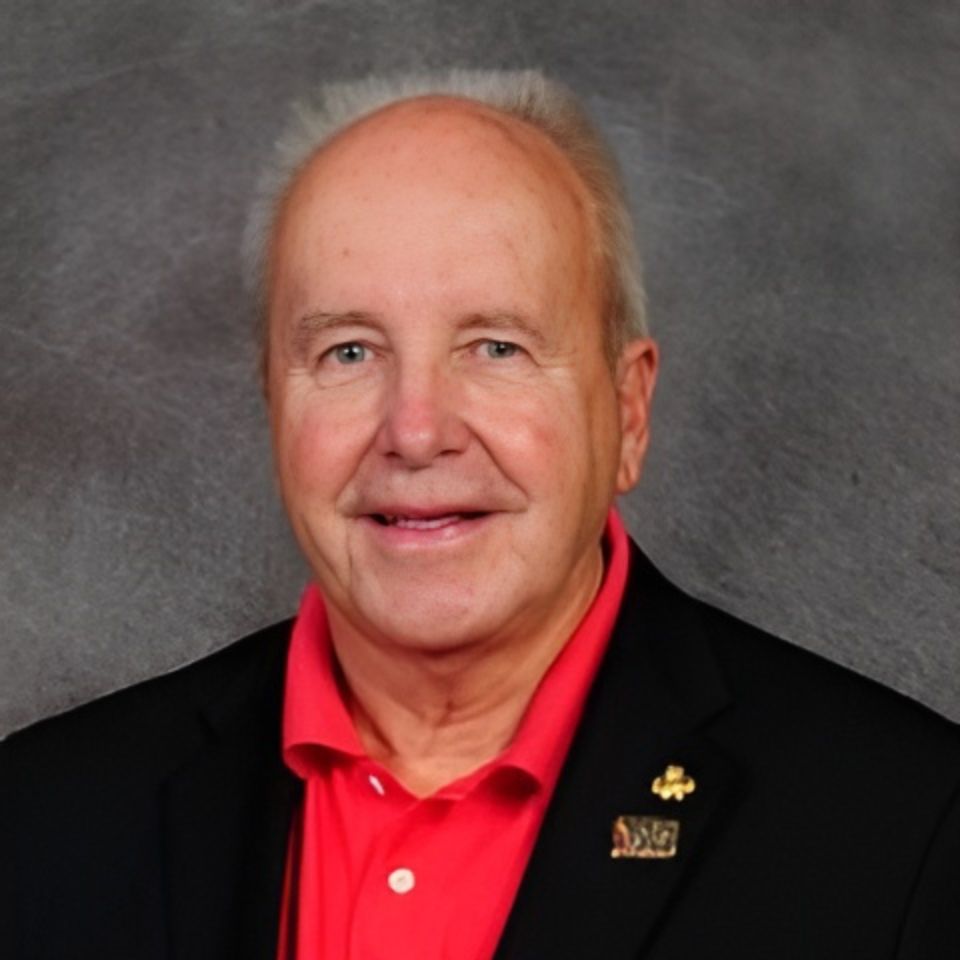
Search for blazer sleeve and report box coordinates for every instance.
[897,780,960,958]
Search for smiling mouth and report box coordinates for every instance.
[370,512,488,529]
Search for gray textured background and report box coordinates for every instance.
[2,0,958,737]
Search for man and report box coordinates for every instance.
[3,69,959,959]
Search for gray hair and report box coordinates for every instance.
[244,68,648,375]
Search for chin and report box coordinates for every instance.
[355,588,512,654]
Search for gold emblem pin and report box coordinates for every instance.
[651,765,696,801]
[611,815,680,859]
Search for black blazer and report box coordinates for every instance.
[4,542,960,959]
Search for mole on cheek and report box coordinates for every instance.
[341,247,351,258]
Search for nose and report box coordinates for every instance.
[375,360,470,468]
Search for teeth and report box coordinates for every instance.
[394,514,460,530]
[391,514,462,530]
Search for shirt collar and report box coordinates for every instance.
[283,507,632,791]
[283,589,365,778]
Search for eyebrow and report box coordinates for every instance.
[291,311,381,360]
[290,308,549,359]
[456,311,549,348]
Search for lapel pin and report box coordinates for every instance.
[651,765,696,801]
[611,815,680,859]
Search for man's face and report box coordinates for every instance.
[267,98,656,654]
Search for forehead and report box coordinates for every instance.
[269,97,600,316]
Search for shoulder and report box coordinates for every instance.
[698,592,960,761]
[0,621,295,954]
[0,619,294,797]
[625,543,960,820]
[624,549,960,949]
[670,567,960,871]
[630,543,960,754]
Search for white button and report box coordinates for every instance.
[368,773,386,796]
[387,867,416,895]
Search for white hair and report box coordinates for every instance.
[243,68,648,373]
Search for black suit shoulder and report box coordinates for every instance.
[695,592,960,765]
[677,587,960,955]
[630,549,960,773]
[1,619,293,788]
[1,620,293,873]
[1,620,294,958]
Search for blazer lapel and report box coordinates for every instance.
[160,629,301,960]
[495,545,739,960]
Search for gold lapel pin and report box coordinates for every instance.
[651,765,696,801]
[611,815,680,859]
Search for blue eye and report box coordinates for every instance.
[332,343,366,364]
[485,340,518,359]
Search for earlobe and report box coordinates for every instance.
[615,337,659,494]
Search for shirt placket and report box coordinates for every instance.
[349,766,450,959]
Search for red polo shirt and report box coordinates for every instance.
[278,508,630,959]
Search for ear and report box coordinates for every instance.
[614,337,659,494]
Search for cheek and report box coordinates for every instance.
[275,395,374,502]
[471,381,591,494]
[513,376,620,506]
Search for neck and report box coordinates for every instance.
[326,546,605,797]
